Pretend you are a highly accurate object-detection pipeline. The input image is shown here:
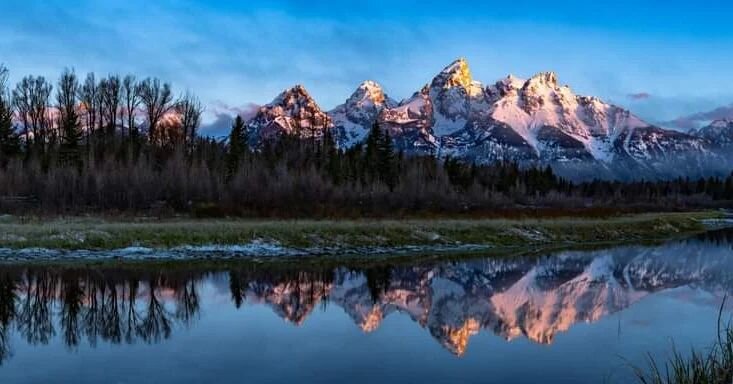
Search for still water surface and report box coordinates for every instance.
[1,229,733,383]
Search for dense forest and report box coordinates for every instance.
[0,65,731,217]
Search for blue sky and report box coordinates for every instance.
[2,0,732,133]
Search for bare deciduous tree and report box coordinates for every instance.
[10,78,31,143]
[79,73,99,145]
[139,78,174,144]
[56,69,79,127]
[56,69,82,167]
[99,75,121,136]
[12,76,52,151]
[121,75,142,138]
[177,92,204,150]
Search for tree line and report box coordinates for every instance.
[0,65,202,168]
[0,65,731,217]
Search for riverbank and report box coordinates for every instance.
[0,212,724,261]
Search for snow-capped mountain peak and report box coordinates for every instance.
[711,118,733,128]
[265,84,321,116]
[247,84,332,143]
[431,58,479,93]
[346,80,396,110]
[697,119,733,146]
[488,74,526,98]
[525,71,559,88]
[426,58,489,136]
[330,81,397,147]
[518,71,569,113]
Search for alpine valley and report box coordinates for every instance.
[245,59,733,181]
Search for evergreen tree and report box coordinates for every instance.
[364,121,383,180]
[57,69,83,169]
[0,105,19,166]
[322,127,341,184]
[58,111,82,168]
[0,65,20,166]
[378,130,397,190]
[226,115,248,180]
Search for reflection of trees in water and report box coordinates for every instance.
[364,266,393,304]
[228,267,334,324]
[0,267,206,365]
[174,279,200,326]
[229,271,245,309]
[16,270,56,345]
[124,279,141,344]
[0,274,16,364]
[138,279,172,343]
[60,271,83,347]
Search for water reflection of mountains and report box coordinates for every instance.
[0,229,732,363]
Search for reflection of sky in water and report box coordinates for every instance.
[0,228,732,384]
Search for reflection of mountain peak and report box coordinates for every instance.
[247,279,333,325]
[239,236,733,352]
[360,307,384,333]
[439,318,481,356]
[330,237,733,351]
[490,255,643,344]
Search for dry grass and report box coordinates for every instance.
[0,211,719,251]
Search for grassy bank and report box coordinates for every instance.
[0,211,722,252]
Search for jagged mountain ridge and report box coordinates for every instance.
[244,59,730,180]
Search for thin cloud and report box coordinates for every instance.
[199,101,260,137]
[667,103,733,130]
[627,92,651,100]
[209,101,260,120]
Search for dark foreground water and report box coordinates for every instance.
[1,230,733,384]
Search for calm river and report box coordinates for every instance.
[1,229,732,383]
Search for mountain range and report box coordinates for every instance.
[243,58,733,181]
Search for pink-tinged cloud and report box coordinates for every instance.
[209,100,260,121]
[668,103,733,130]
[627,92,651,100]
[199,101,261,136]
